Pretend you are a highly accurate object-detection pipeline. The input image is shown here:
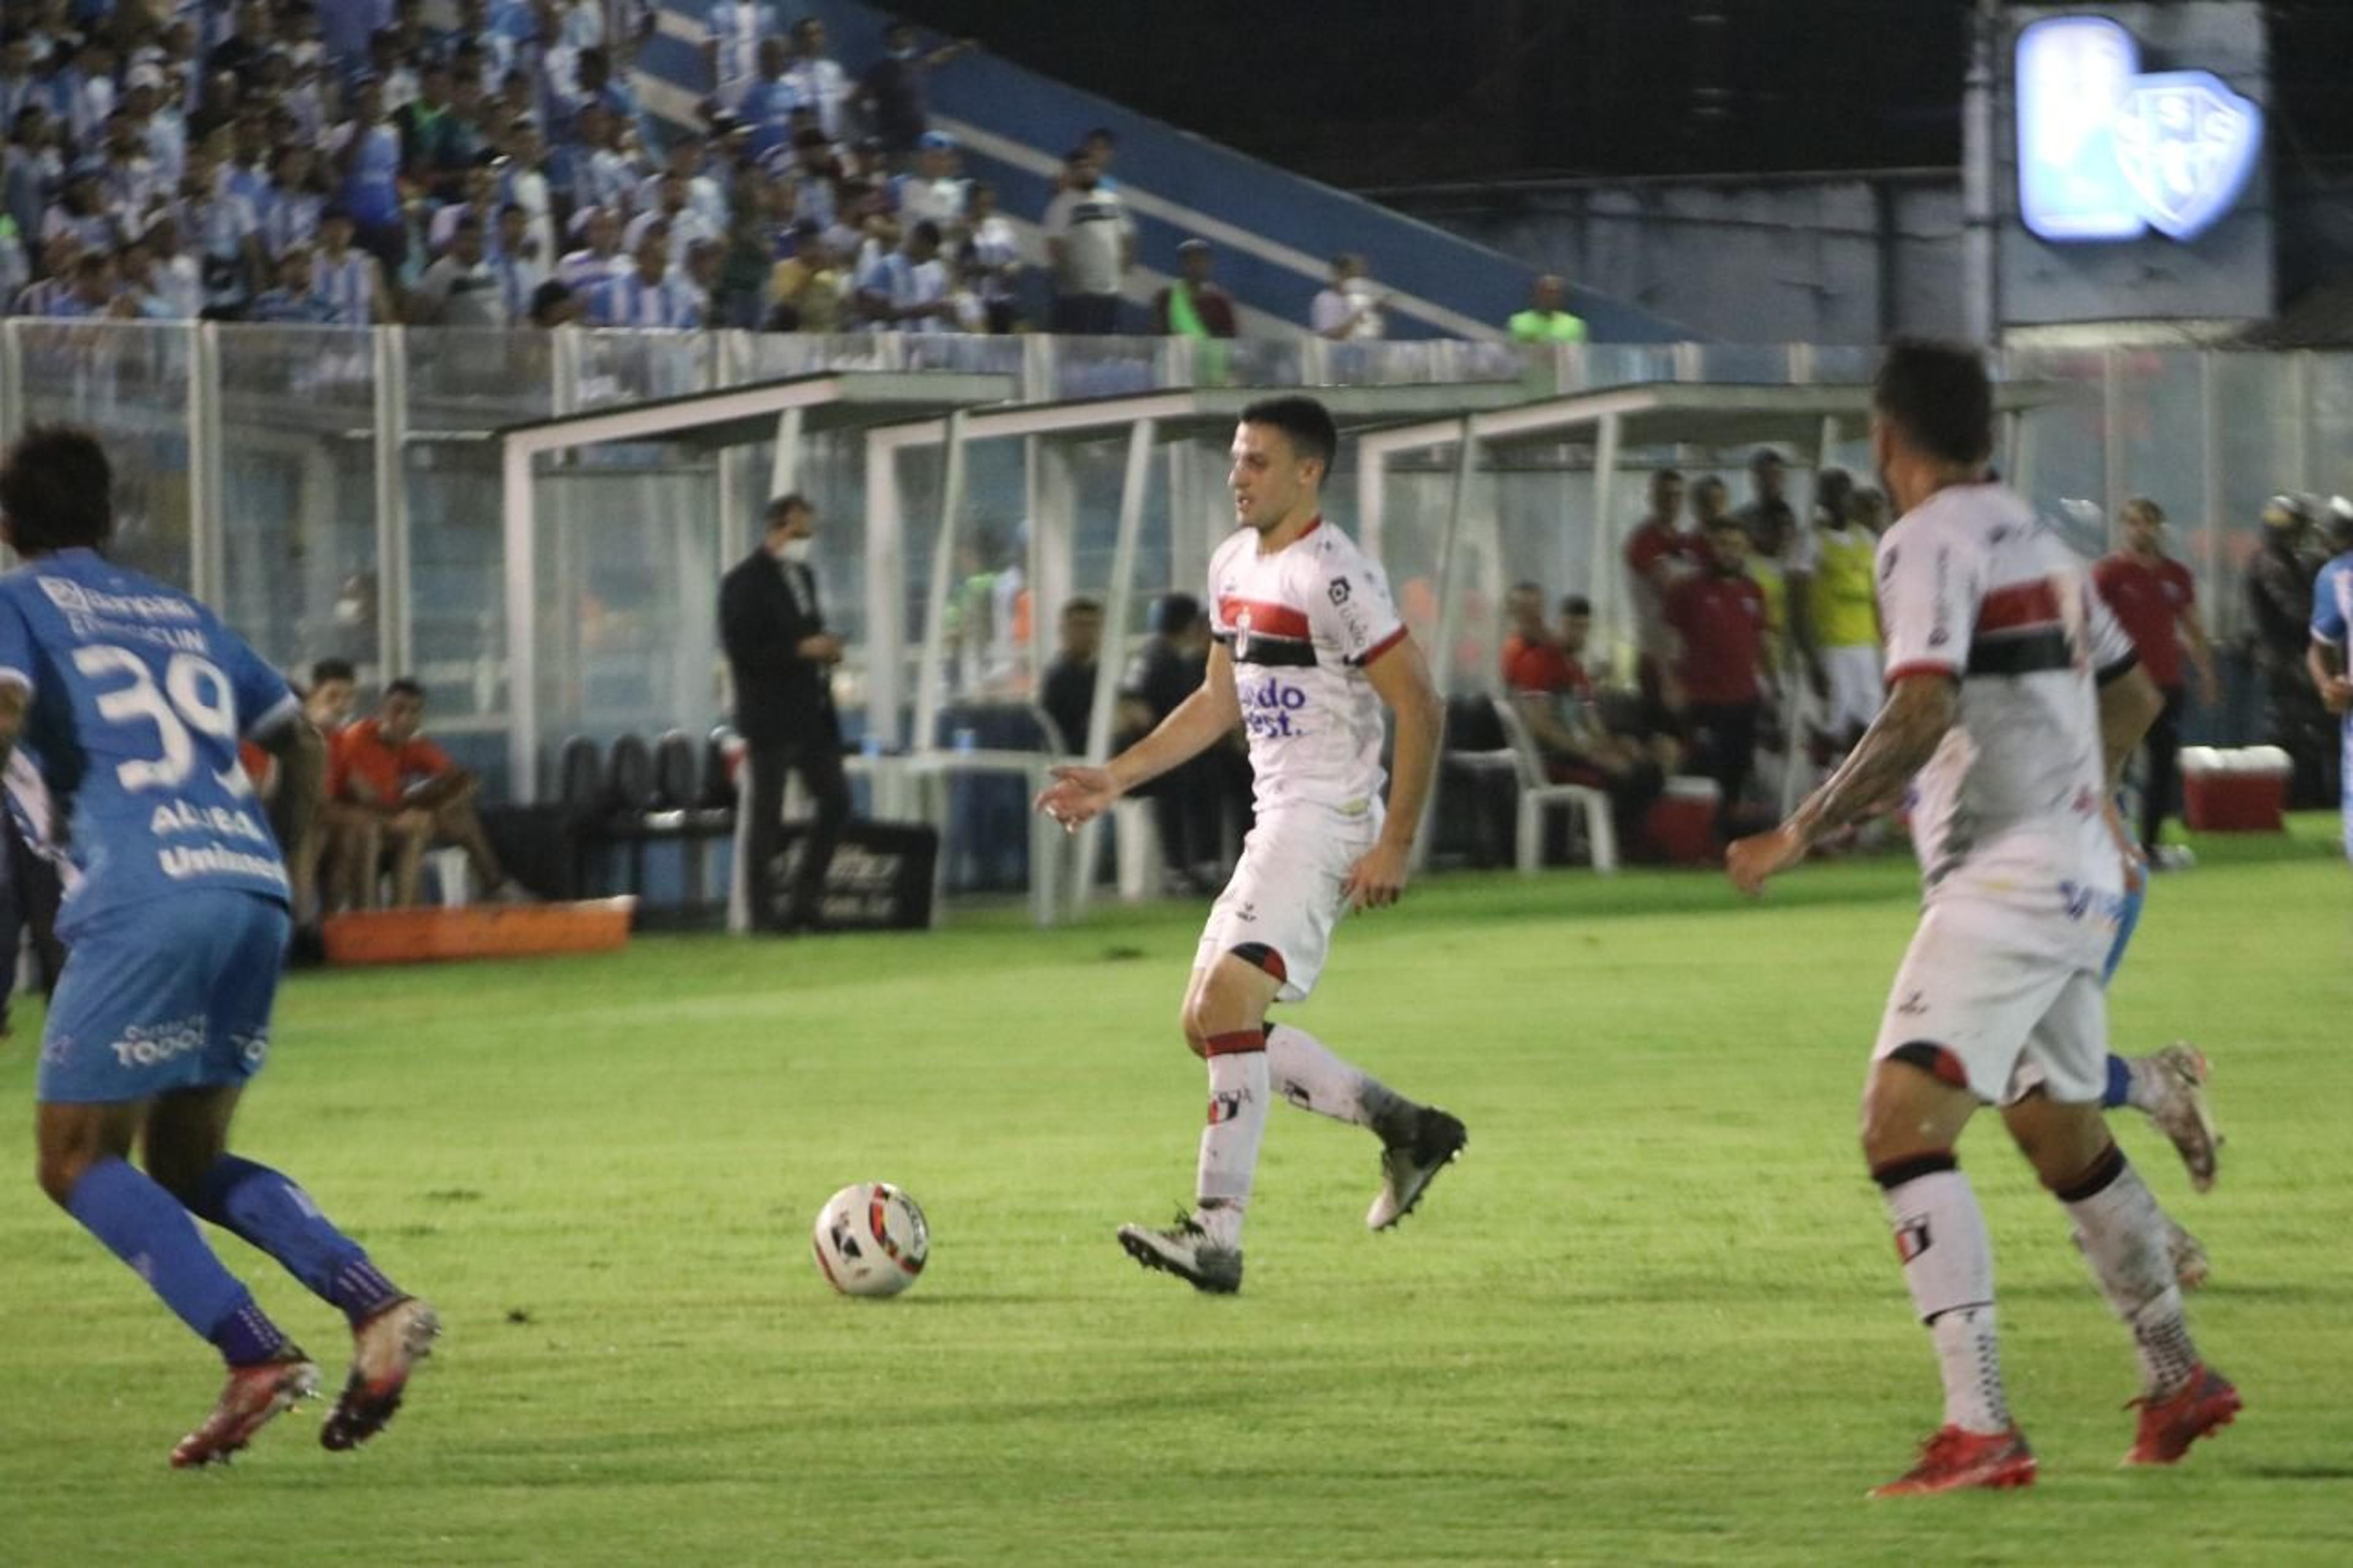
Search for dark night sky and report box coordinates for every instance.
[889,0,2353,189]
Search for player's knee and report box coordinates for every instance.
[34,1142,94,1208]
[1178,999,1214,1058]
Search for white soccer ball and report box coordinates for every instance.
[811,1182,930,1298]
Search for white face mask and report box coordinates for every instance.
[776,536,813,566]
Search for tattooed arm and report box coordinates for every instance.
[1726,673,1955,896]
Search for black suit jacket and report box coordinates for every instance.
[720,549,839,748]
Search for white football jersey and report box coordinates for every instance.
[1877,483,2137,899]
[1208,520,1406,815]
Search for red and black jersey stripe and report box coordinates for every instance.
[1967,578,2072,677]
[1216,596,1319,668]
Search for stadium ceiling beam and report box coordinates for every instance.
[498,370,1017,802]
[860,380,1529,455]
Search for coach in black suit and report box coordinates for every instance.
[721,493,852,931]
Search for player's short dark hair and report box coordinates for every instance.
[384,677,426,702]
[310,657,357,687]
[1238,395,1337,475]
[1652,468,1683,487]
[1560,594,1592,616]
[1874,338,1993,467]
[0,424,112,555]
[766,492,811,528]
[1153,592,1203,637]
[1061,596,1102,617]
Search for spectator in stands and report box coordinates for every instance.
[703,0,769,107]
[892,130,965,229]
[1153,238,1237,339]
[1311,252,1385,341]
[410,210,506,325]
[1039,597,1103,756]
[767,221,844,331]
[720,492,852,933]
[333,677,521,906]
[1043,145,1131,335]
[527,276,581,326]
[557,204,626,294]
[1665,516,1776,839]
[1081,125,1122,189]
[960,179,1020,333]
[332,74,408,273]
[1735,447,1795,553]
[491,202,547,320]
[247,244,333,322]
[311,206,387,325]
[1622,467,1702,723]
[589,219,702,326]
[2248,493,2333,807]
[854,216,953,332]
[784,17,851,140]
[1507,273,1586,343]
[737,35,798,163]
[855,21,974,165]
[2096,498,2218,864]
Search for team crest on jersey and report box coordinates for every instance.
[1328,577,1351,605]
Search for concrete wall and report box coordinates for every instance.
[1384,174,1968,345]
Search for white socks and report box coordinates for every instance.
[1194,1039,1268,1249]
[1266,1023,1414,1143]
[1879,1159,2012,1434]
[2061,1149,2202,1398]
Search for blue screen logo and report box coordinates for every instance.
[2017,15,2263,244]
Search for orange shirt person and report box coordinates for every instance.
[333,680,518,906]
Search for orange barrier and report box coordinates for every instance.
[321,898,637,966]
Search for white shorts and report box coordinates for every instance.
[1813,643,1884,738]
[1193,807,1378,1002]
[1871,894,2114,1105]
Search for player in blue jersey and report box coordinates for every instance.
[1,428,437,1468]
[2306,500,2353,859]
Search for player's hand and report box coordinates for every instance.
[1034,765,1120,831]
[798,632,844,664]
[1726,824,1808,897]
[2198,671,2222,711]
[2101,798,2145,895]
[1341,840,1410,911]
[2324,675,2353,716]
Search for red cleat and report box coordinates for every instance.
[2124,1365,2240,1466]
[320,1297,441,1453]
[170,1354,320,1469]
[1870,1425,2037,1498]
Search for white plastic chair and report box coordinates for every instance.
[1489,695,1619,875]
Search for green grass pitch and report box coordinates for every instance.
[2,824,2348,1564]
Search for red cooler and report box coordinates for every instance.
[2180,746,2289,832]
[1646,777,1722,865]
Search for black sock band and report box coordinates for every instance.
[1871,1150,1958,1189]
[2053,1142,2129,1203]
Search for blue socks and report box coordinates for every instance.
[186,1155,405,1327]
[66,1156,289,1366]
[2104,1053,2136,1110]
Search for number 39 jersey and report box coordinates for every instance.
[0,550,300,932]
[1209,519,1407,815]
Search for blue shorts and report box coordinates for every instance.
[36,891,289,1105]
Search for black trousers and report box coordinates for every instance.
[1684,700,1761,838]
[744,738,852,928]
[2140,684,2187,852]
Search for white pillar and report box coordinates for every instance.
[501,439,539,801]
[912,411,969,757]
[863,431,904,749]
[1590,412,1624,676]
[1069,417,1159,915]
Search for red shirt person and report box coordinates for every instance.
[331,679,517,905]
[1622,468,1707,706]
[2090,497,2218,858]
[1664,517,1776,835]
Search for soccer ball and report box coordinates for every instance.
[811,1182,930,1297]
